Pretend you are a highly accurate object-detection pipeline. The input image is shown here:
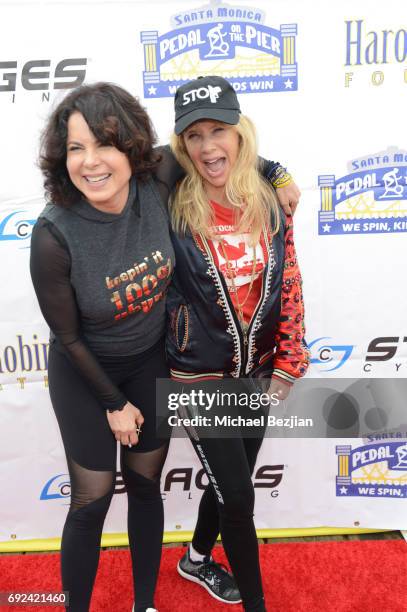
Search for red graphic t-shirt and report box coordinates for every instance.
[208,201,268,323]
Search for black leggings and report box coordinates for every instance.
[181,383,267,612]
[48,339,170,612]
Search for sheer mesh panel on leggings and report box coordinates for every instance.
[122,442,170,482]
[67,456,116,512]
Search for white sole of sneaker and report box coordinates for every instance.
[177,561,242,604]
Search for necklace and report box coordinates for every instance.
[219,239,258,333]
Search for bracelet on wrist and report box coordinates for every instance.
[272,171,293,188]
[268,164,285,182]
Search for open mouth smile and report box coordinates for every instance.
[204,157,226,176]
[84,174,111,184]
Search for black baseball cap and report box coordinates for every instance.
[174,76,241,135]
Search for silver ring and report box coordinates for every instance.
[128,443,132,448]
[135,427,142,434]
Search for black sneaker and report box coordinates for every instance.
[177,548,242,604]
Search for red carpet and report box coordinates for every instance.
[0,541,406,611]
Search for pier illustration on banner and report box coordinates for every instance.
[139,1,298,97]
[318,148,407,235]
[336,442,407,499]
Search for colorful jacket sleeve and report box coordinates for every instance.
[272,217,310,385]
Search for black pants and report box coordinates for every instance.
[181,381,268,612]
[48,339,170,612]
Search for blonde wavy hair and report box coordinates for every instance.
[169,115,280,244]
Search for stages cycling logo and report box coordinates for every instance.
[40,465,285,503]
[39,473,126,503]
[310,336,407,375]
[309,337,354,371]
[364,336,407,375]
[140,0,298,98]
[336,440,407,498]
[162,464,284,500]
[40,474,71,501]
[0,210,37,246]
[0,58,87,103]
[318,148,407,235]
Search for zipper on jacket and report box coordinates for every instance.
[242,327,249,370]
[242,224,274,376]
[241,272,264,376]
[196,230,274,378]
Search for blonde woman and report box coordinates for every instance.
[166,76,309,612]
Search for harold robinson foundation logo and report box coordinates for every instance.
[318,148,407,235]
[140,1,298,98]
[336,441,407,498]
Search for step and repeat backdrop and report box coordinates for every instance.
[0,0,406,546]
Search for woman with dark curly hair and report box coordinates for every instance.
[30,81,300,612]
[30,82,180,612]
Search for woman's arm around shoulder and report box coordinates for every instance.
[153,145,185,206]
[259,158,301,215]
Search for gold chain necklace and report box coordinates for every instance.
[219,239,258,333]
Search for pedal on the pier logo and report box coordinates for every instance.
[318,148,407,235]
[336,442,407,498]
[140,1,298,98]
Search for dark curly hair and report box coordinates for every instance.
[39,82,160,207]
